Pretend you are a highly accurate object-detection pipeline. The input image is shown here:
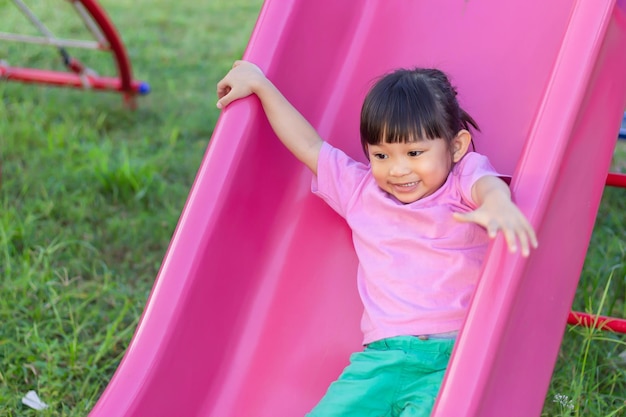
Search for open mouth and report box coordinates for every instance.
[390,181,420,193]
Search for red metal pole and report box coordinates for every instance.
[0,64,146,94]
[568,311,626,334]
[606,172,626,187]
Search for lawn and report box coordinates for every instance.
[0,0,624,416]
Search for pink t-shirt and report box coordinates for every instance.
[312,142,501,344]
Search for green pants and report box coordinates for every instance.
[306,336,455,417]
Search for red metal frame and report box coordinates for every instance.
[568,311,626,333]
[0,0,148,105]
[606,172,626,187]
[0,65,145,93]
[75,0,136,100]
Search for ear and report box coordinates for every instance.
[451,129,472,163]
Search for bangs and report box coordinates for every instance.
[361,72,451,147]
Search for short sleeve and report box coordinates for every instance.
[311,142,369,217]
[455,152,509,208]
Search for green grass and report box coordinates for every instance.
[542,144,626,417]
[1,0,263,415]
[0,1,625,416]
[543,183,626,415]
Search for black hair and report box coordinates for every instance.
[360,68,479,157]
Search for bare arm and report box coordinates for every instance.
[453,175,538,256]
[216,61,323,174]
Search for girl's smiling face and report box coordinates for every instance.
[367,132,469,204]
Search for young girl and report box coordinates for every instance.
[216,61,538,417]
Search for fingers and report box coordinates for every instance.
[501,226,520,255]
[452,211,474,224]
[520,219,539,255]
[216,92,232,109]
[453,211,538,257]
[493,217,539,257]
[526,220,539,250]
[215,60,262,109]
[216,81,231,107]
[215,73,245,109]
[453,211,498,239]
[216,86,234,109]
[498,220,538,257]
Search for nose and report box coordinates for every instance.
[389,158,411,177]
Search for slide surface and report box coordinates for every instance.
[89,1,626,416]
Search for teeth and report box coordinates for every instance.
[398,182,417,187]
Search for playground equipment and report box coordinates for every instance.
[0,0,149,106]
[89,0,626,416]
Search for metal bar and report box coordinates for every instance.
[0,32,101,49]
[0,64,147,94]
[606,172,626,188]
[11,0,58,41]
[70,0,109,47]
[568,311,626,334]
[78,0,136,99]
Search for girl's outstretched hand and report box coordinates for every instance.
[216,60,266,109]
[453,176,538,257]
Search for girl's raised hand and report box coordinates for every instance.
[216,60,266,109]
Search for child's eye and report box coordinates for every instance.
[408,150,423,157]
[373,153,388,160]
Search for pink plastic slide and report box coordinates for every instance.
[89,1,626,416]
